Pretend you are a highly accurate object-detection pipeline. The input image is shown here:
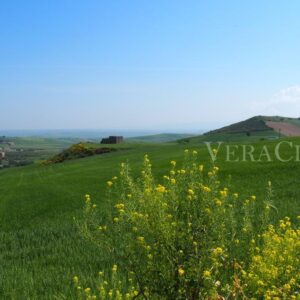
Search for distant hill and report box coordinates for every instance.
[179,116,300,143]
[127,133,195,143]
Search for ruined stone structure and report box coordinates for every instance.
[101,136,124,144]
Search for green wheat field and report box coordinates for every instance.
[0,137,299,299]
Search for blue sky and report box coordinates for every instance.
[1,0,300,131]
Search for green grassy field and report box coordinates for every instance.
[179,130,279,144]
[0,138,300,298]
[11,137,82,149]
[2,137,84,168]
[127,133,195,143]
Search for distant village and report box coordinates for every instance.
[0,136,19,168]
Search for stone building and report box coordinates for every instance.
[101,136,124,144]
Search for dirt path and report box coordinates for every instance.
[266,121,300,136]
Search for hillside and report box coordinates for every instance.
[0,138,300,298]
[180,115,300,143]
[0,137,81,168]
[127,133,195,143]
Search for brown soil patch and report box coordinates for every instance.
[266,121,300,136]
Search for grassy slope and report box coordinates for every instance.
[179,130,279,144]
[179,116,300,144]
[3,137,83,166]
[127,133,195,143]
[11,137,81,149]
[0,139,300,298]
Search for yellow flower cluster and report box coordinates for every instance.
[212,247,224,256]
[243,218,300,298]
[73,266,143,300]
[79,151,292,299]
[202,185,211,193]
[156,185,166,193]
[115,203,125,210]
[170,160,176,166]
[219,188,228,198]
[178,267,185,276]
[107,181,113,187]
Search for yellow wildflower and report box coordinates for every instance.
[205,208,211,214]
[73,276,79,284]
[215,199,222,206]
[188,189,194,195]
[137,236,145,243]
[115,203,125,209]
[213,247,223,256]
[178,267,185,276]
[156,185,166,193]
[203,270,211,278]
[220,190,227,197]
[170,160,176,166]
[112,264,117,272]
[202,186,211,193]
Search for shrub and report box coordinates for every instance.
[236,217,300,299]
[42,143,117,165]
[77,150,277,299]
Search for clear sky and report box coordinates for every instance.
[1,0,300,131]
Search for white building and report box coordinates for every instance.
[0,151,5,159]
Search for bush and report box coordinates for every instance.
[236,217,300,299]
[42,143,117,165]
[75,150,289,299]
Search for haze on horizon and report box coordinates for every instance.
[1,1,300,131]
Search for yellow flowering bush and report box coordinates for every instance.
[236,217,300,299]
[78,151,275,299]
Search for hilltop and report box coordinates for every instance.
[179,115,300,143]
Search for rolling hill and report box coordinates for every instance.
[179,115,300,143]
